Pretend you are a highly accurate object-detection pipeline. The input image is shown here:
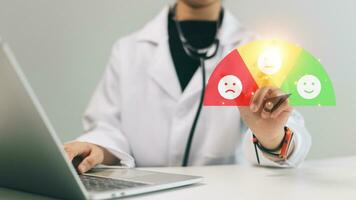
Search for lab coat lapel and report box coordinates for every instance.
[138,6,181,101]
[148,41,181,101]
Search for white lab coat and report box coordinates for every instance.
[77,6,311,168]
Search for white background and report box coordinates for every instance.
[0,0,355,159]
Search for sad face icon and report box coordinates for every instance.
[218,75,243,100]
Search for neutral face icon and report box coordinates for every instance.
[297,75,321,99]
[257,47,282,75]
[218,75,243,100]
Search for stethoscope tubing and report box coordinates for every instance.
[170,5,223,166]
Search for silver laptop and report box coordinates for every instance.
[0,39,202,200]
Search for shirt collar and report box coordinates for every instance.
[136,5,247,46]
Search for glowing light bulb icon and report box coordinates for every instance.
[257,46,282,75]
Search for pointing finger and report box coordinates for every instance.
[250,87,271,112]
[78,149,103,174]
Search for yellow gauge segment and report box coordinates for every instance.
[237,39,302,88]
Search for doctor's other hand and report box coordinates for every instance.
[63,142,119,174]
[238,87,293,150]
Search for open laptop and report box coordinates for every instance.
[0,39,202,199]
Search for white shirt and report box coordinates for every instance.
[77,6,312,168]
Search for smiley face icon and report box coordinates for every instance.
[218,75,243,100]
[257,47,282,75]
[297,75,321,99]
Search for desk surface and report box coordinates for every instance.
[1,156,355,200]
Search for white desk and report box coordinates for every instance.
[1,156,355,200]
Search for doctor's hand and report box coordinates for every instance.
[63,142,119,174]
[238,87,293,150]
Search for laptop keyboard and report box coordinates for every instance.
[80,175,149,192]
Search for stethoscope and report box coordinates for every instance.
[170,5,224,166]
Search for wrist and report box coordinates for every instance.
[96,145,120,165]
[252,127,295,164]
[255,128,285,150]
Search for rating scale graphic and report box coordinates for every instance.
[204,39,336,106]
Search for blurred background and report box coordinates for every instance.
[0,0,355,159]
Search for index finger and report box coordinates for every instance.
[250,87,271,112]
[264,93,291,113]
[63,142,91,161]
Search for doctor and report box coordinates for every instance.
[64,0,311,173]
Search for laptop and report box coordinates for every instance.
[0,39,203,199]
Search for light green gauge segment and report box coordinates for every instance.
[281,50,336,106]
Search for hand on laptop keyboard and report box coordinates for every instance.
[63,142,120,173]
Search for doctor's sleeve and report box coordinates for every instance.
[242,110,312,167]
[76,44,135,167]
